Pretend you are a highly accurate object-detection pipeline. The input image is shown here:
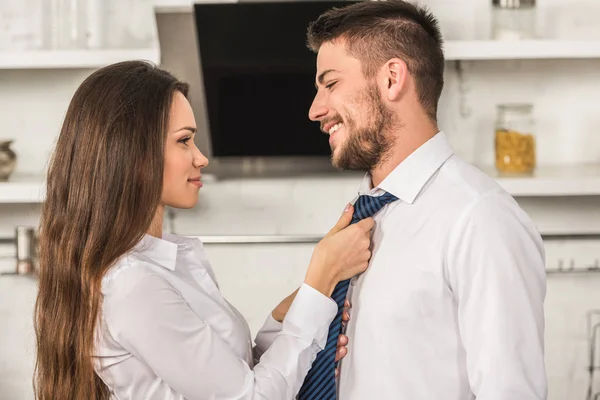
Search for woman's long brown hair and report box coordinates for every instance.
[34,61,189,399]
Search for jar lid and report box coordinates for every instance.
[497,103,533,109]
[492,0,535,8]
[496,103,534,114]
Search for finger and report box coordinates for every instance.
[356,217,375,232]
[344,299,351,308]
[328,204,354,235]
[342,310,350,322]
[337,334,348,346]
[335,346,347,361]
[335,368,339,378]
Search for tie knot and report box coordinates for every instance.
[351,192,398,224]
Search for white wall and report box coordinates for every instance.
[1,0,600,399]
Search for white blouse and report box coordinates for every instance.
[94,233,336,399]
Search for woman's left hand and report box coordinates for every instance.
[335,334,348,362]
[274,291,351,376]
[335,299,351,376]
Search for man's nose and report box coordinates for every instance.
[309,92,328,122]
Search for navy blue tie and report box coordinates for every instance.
[297,192,399,400]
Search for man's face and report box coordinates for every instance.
[309,41,393,171]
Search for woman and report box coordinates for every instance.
[33,61,374,400]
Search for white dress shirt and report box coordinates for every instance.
[337,132,547,399]
[93,233,337,400]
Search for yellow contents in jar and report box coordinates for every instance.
[495,130,536,174]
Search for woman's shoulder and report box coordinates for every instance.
[101,252,171,299]
[100,232,204,300]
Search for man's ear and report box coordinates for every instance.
[381,58,408,101]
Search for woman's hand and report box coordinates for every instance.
[335,299,352,377]
[305,204,374,297]
[274,288,352,376]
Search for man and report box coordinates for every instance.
[302,1,547,399]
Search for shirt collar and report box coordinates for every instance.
[133,233,198,271]
[358,131,454,204]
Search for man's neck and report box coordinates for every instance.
[370,124,439,188]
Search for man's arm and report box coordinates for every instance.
[446,190,547,399]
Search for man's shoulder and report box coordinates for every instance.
[438,157,537,236]
[435,155,513,205]
[417,155,529,233]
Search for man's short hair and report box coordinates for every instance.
[307,0,445,121]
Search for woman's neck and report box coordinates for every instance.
[147,205,164,238]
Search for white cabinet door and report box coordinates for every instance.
[0,272,37,400]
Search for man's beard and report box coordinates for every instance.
[332,85,394,172]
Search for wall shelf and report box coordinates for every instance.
[0,164,599,203]
[445,40,600,60]
[0,49,161,70]
[0,174,45,203]
[156,0,600,61]
[482,164,600,197]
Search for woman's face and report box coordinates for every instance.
[161,91,209,209]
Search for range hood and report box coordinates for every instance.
[155,2,354,179]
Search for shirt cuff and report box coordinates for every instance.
[283,283,338,350]
[254,313,283,354]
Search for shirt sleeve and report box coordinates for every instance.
[253,314,283,364]
[446,191,547,400]
[105,275,337,400]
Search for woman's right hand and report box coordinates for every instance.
[304,204,375,297]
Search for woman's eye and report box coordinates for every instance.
[178,137,191,145]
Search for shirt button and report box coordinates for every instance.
[351,276,358,286]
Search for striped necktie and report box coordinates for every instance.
[297,192,399,400]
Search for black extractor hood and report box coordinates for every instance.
[156,1,356,177]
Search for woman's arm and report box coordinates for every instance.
[254,290,351,370]
[105,273,336,400]
[271,288,299,323]
[253,288,298,363]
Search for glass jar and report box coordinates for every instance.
[492,0,536,40]
[106,0,156,49]
[42,0,87,49]
[495,103,536,175]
